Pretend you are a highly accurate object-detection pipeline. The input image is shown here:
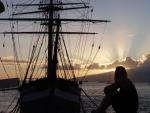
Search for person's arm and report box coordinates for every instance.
[104,83,119,95]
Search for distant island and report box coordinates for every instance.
[79,66,150,83]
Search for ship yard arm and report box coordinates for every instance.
[0,18,110,35]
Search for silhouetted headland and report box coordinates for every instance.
[79,67,150,83]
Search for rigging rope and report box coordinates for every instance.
[80,40,94,76]
[22,24,44,83]
[80,98,88,113]
[4,94,19,113]
[34,45,48,79]
[29,33,46,80]
[6,0,24,80]
[12,32,23,80]
[61,33,76,80]
[0,57,10,78]
[81,23,108,80]
[81,88,98,108]
[13,0,37,14]
[82,45,101,81]
[22,44,36,84]
[61,40,74,79]
[59,38,72,79]
[77,6,93,77]
[16,21,23,63]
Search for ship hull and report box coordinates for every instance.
[20,78,81,113]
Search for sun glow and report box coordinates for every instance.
[97,27,137,64]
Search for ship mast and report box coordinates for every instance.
[48,0,54,79]
[0,0,111,82]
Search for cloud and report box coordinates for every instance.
[102,57,138,69]
[73,64,81,70]
[106,60,120,69]
[87,63,100,69]
[143,54,150,64]
[41,64,47,69]
[58,64,81,70]
[42,64,81,70]
[122,57,138,68]
[139,54,150,67]
[0,59,29,65]
[20,54,150,72]
[2,56,14,60]
[0,56,29,64]
[84,57,138,70]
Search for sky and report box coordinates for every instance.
[0,0,150,78]
[92,0,150,63]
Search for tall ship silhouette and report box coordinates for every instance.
[0,0,110,113]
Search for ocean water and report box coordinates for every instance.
[81,82,150,113]
[0,90,18,113]
[0,82,150,113]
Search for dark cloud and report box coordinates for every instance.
[0,59,29,65]
[58,64,81,70]
[99,65,107,70]
[85,57,138,70]
[106,60,119,69]
[40,63,81,70]
[73,64,81,70]
[39,55,150,71]
[41,64,81,70]
[101,57,138,69]
[122,57,138,68]
[41,65,47,69]
[87,63,100,69]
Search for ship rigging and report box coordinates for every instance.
[0,0,110,113]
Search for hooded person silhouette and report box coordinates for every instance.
[92,66,138,113]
